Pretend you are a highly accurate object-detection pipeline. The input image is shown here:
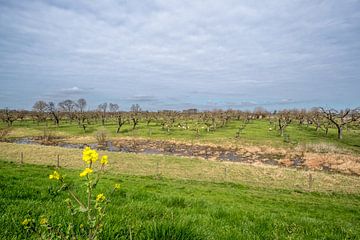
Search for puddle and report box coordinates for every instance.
[2,137,283,167]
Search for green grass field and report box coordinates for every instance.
[1,118,360,239]
[2,119,360,152]
[1,160,360,239]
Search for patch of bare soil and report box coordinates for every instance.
[3,136,360,176]
[110,139,360,176]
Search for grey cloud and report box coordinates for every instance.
[0,0,359,110]
[124,95,158,102]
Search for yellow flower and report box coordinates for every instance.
[100,155,108,165]
[21,219,30,225]
[82,147,99,164]
[39,217,48,225]
[79,168,93,177]
[49,171,61,180]
[114,183,121,190]
[90,150,99,163]
[96,193,106,202]
[82,147,92,163]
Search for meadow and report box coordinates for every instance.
[2,118,360,152]
[1,160,360,239]
[1,116,360,239]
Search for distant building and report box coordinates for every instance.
[182,108,198,114]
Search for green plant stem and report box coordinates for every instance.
[68,190,86,209]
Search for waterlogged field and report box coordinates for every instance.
[1,160,360,239]
[2,119,360,152]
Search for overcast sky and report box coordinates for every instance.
[0,0,359,111]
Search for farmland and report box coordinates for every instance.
[1,107,360,239]
[2,1,360,239]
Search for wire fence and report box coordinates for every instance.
[10,150,344,193]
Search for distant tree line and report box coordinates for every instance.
[0,99,359,140]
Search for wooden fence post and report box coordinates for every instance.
[308,173,313,190]
[20,152,24,164]
[56,154,60,168]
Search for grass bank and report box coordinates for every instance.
[0,142,359,194]
[1,161,360,239]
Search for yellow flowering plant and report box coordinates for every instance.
[22,146,121,239]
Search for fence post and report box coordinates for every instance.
[20,152,24,164]
[56,154,60,169]
[308,173,313,190]
[224,167,227,180]
[156,161,159,175]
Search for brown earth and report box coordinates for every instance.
[3,136,360,176]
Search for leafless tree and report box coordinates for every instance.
[322,119,332,135]
[253,107,268,119]
[294,108,307,125]
[309,107,323,131]
[109,103,119,113]
[76,98,87,113]
[235,121,247,139]
[0,108,17,126]
[33,100,48,125]
[97,103,108,126]
[130,104,141,113]
[58,99,76,123]
[130,104,141,130]
[277,110,292,136]
[47,102,60,126]
[109,103,127,133]
[320,107,360,139]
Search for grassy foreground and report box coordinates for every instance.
[1,160,360,239]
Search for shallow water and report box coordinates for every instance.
[3,137,283,166]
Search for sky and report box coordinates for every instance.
[0,0,359,111]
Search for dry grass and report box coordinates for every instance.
[294,142,351,154]
[8,128,70,138]
[1,142,360,194]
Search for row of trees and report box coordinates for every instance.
[1,99,359,140]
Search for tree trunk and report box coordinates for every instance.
[337,126,343,139]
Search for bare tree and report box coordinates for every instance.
[235,121,247,139]
[309,107,323,131]
[277,110,292,136]
[58,99,76,123]
[108,103,127,133]
[109,103,119,113]
[130,104,141,130]
[76,98,87,113]
[320,107,360,139]
[130,104,141,113]
[0,108,17,127]
[116,114,128,133]
[97,103,108,126]
[33,100,48,125]
[47,102,60,126]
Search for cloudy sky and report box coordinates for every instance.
[0,0,359,110]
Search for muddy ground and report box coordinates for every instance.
[3,137,360,176]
